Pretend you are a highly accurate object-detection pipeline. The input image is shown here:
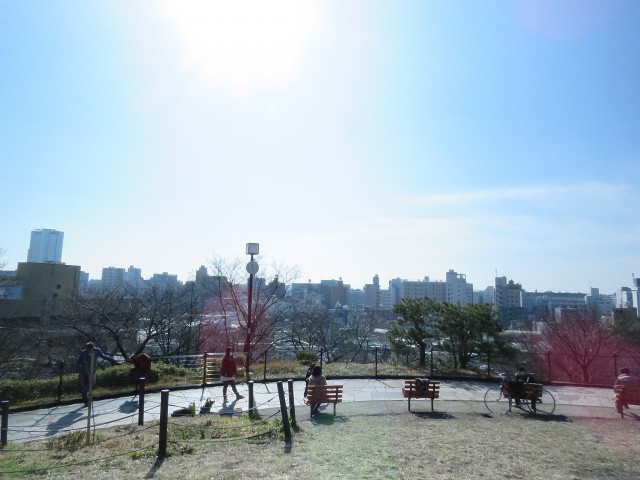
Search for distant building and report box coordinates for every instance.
[149,272,179,291]
[445,269,473,306]
[474,286,495,305]
[494,277,525,327]
[585,287,615,317]
[383,270,471,307]
[615,282,640,319]
[364,274,381,309]
[400,277,447,303]
[125,265,145,289]
[27,229,63,263]
[101,267,125,292]
[290,278,350,309]
[0,262,80,322]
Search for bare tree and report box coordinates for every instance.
[60,281,207,360]
[201,256,297,378]
[533,312,627,384]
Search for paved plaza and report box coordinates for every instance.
[3,379,624,444]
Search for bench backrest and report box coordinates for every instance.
[523,383,543,398]
[306,384,343,403]
[403,380,440,396]
[615,385,640,396]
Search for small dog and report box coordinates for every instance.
[199,398,214,414]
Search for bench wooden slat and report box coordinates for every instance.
[402,380,440,412]
[306,385,343,416]
[614,385,640,407]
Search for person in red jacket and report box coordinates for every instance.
[220,347,244,401]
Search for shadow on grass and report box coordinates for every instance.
[411,411,455,420]
[145,456,164,479]
[621,412,640,421]
[523,413,572,423]
[484,410,572,423]
[310,414,349,426]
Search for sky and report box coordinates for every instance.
[1,0,639,294]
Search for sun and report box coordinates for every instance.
[159,0,323,93]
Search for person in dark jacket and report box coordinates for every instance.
[77,342,118,406]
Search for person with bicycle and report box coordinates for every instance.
[511,367,535,407]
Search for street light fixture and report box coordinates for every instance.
[245,243,259,380]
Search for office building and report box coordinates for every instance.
[27,229,63,263]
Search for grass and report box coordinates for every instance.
[2,405,640,479]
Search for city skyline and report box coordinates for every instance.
[3,228,634,296]
[2,2,639,295]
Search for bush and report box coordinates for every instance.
[295,351,319,365]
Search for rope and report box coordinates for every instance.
[167,410,281,432]
[167,427,280,445]
[0,443,156,475]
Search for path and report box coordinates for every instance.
[3,379,622,444]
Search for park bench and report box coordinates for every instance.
[306,384,343,416]
[402,379,440,412]
[614,385,640,418]
[501,382,544,412]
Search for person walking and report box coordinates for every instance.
[614,367,640,411]
[220,347,244,402]
[128,351,153,388]
[77,342,119,406]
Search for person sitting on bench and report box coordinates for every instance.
[308,365,327,415]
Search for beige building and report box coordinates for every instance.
[0,262,80,322]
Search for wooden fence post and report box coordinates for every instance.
[159,390,169,457]
[287,379,297,427]
[248,381,256,418]
[1,400,8,446]
[138,377,146,426]
[57,361,64,404]
[201,353,208,386]
[263,350,268,383]
[277,381,292,443]
[430,348,434,377]
[374,348,379,378]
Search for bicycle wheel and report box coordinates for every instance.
[530,388,556,415]
[484,385,510,414]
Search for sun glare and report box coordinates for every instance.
[159,0,323,93]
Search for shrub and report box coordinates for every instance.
[295,351,319,365]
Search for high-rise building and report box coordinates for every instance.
[102,267,125,291]
[445,269,473,306]
[27,229,63,263]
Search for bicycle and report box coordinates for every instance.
[484,373,556,415]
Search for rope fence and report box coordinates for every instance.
[0,380,295,476]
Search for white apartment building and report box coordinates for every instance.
[27,229,63,263]
[125,265,145,289]
[445,269,473,306]
[101,267,125,291]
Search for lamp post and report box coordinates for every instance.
[245,243,259,380]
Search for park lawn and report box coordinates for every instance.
[1,408,640,479]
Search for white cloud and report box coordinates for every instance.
[395,182,624,206]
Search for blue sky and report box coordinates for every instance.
[1,0,639,294]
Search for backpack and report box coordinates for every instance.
[415,378,430,394]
